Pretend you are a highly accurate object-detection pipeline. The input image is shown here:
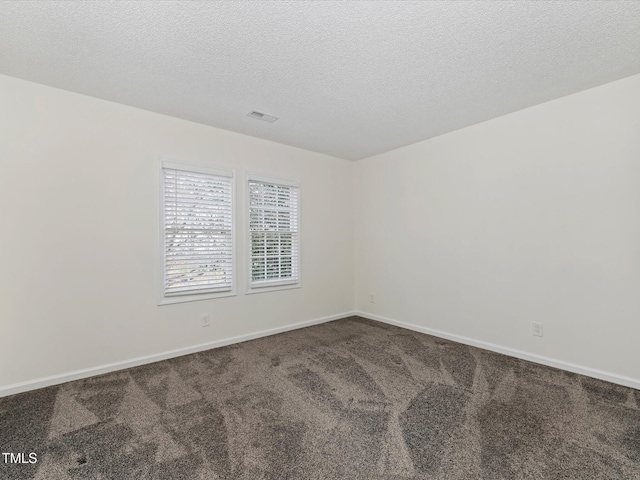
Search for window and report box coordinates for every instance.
[159,161,235,304]
[247,175,300,292]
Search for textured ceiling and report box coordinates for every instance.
[1,1,640,160]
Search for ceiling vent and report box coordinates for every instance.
[247,110,279,123]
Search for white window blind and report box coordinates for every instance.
[162,163,233,296]
[248,178,299,287]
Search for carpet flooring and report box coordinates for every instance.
[1,316,639,479]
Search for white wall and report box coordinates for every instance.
[3,71,639,393]
[355,74,640,383]
[0,74,354,390]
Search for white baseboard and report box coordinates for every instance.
[6,310,636,398]
[355,310,640,391]
[0,311,355,398]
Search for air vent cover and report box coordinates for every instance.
[248,110,279,123]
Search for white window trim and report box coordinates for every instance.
[158,158,237,305]
[246,172,301,295]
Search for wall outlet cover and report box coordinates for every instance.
[532,322,543,337]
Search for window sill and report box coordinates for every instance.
[158,289,237,306]
[245,282,301,295]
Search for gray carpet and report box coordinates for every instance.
[1,316,639,479]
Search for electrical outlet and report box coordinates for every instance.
[201,314,211,327]
[370,294,375,303]
[532,322,543,337]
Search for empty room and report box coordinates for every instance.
[1,1,639,479]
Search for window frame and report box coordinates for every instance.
[158,159,237,305]
[245,173,301,295]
